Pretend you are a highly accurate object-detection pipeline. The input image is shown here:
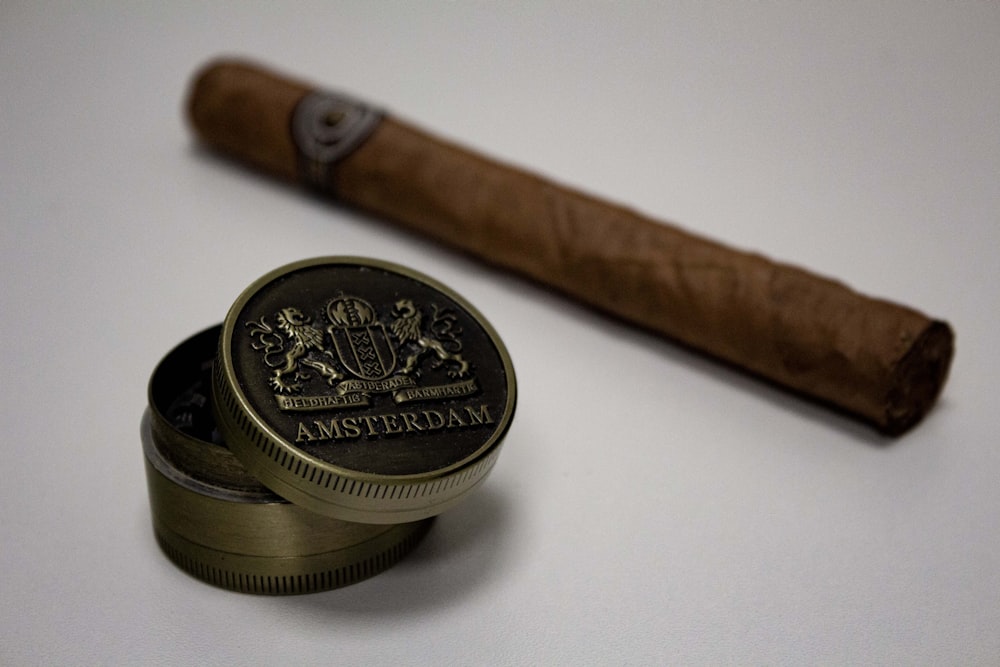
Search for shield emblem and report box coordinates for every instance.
[330,323,397,380]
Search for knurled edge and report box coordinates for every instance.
[152,517,432,595]
[211,358,503,517]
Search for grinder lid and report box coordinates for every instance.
[213,257,516,524]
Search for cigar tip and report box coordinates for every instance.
[184,57,272,132]
[882,319,955,436]
[184,56,310,181]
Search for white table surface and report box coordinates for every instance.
[3,3,998,664]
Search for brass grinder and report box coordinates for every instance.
[142,258,516,593]
[143,324,434,594]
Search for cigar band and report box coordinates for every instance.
[291,90,383,191]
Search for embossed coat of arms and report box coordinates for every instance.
[246,296,478,412]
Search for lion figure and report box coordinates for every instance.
[270,307,342,393]
[390,300,469,378]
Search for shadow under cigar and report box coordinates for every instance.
[540,286,946,447]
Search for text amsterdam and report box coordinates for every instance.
[295,403,494,443]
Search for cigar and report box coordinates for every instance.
[186,58,954,436]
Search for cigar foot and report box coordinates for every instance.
[883,320,954,436]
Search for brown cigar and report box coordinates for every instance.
[186,58,953,436]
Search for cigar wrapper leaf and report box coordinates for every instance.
[186,59,954,436]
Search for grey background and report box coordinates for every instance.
[3,2,998,664]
